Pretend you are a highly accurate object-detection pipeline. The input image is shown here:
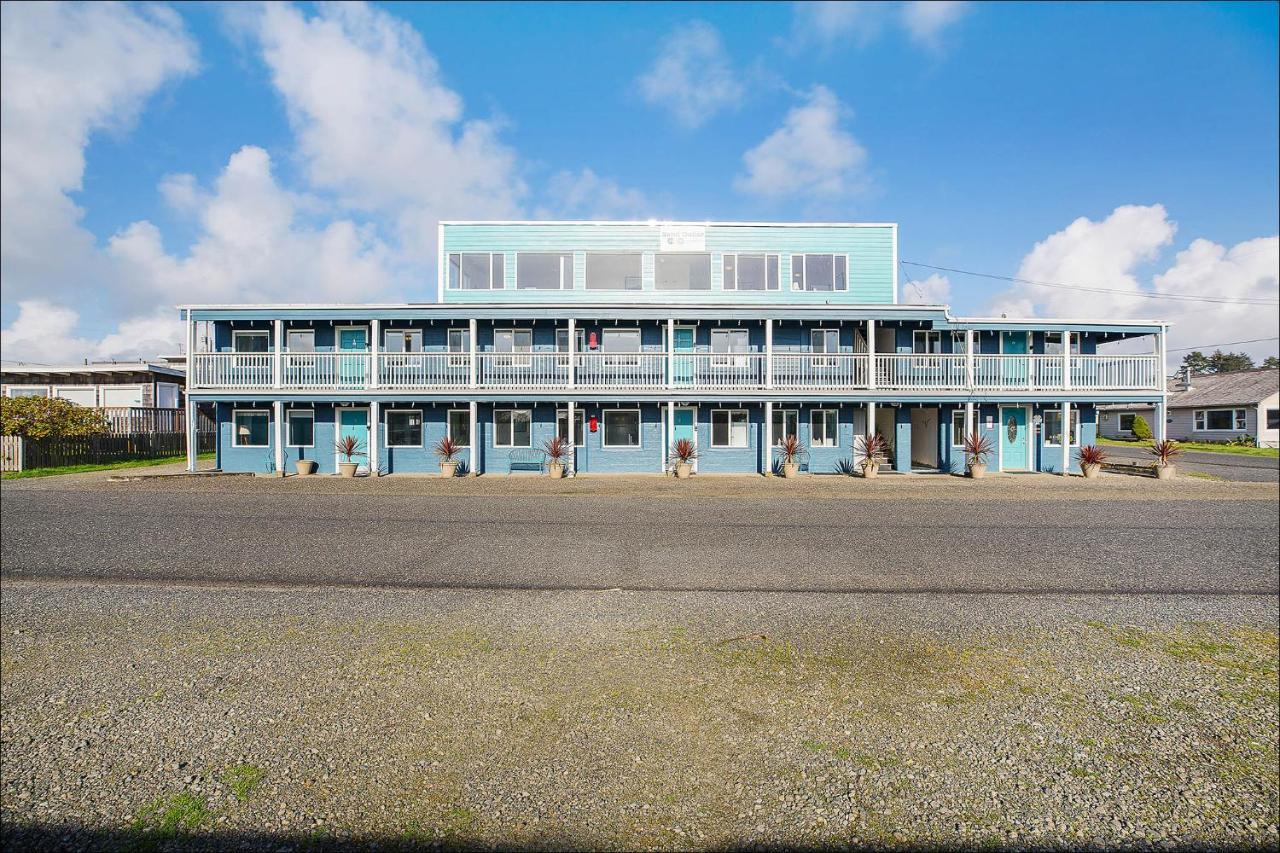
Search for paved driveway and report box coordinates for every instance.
[1104,443,1279,482]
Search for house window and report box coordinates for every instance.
[722,254,779,291]
[811,409,838,447]
[913,330,943,354]
[790,254,847,291]
[233,409,269,447]
[602,410,641,448]
[711,410,749,448]
[447,329,469,366]
[494,409,532,447]
[1043,409,1080,446]
[232,330,269,352]
[951,410,970,447]
[447,409,470,447]
[951,331,968,351]
[711,329,749,366]
[771,409,799,445]
[493,329,533,367]
[555,328,586,366]
[384,329,423,353]
[1268,409,1279,430]
[810,329,840,366]
[1119,412,1137,432]
[1044,331,1081,355]
[585,253,642,290]
[1195,408,1247,431]
[286,410,314,447]
[556,409,586,447]
[6,386,49,398]
[448,252,504,290]
[286,330,315,352]
[655,253,711,290]
[602,328,641,366]
[516,252,573,289]
[386,410,423,447]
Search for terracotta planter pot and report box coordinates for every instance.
[674,461,692,479]
[1081,462,1101,479]
[862,462,880,479]
[781,462,799,478]
[548,462,564,479]
[1155,464,1176,480]
[968,462,988,479]
[439,461,459,478]
[338,462,359,478]
[294,459,317,476]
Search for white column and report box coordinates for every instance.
[666,400,674,474]
[964,401,975,442]
[567,318,576,390]
[468,319,478,389]
[1154,401,1166,444]
[764,400,773,476]
[468,400,478,475]
[867,319,877,389]
[273,318,283,389]
[370,318,380,390]
[185,311,198,472]
[369,400,380,476]
[966,329,975,389]
[666,319,675,390]
[273,400,284,476]
[765,319,774,390]
[567,400,576,477]
[867,401,877,438]
[1061,401,1071,475]
[1062,330,1072,390]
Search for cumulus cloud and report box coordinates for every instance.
[536,168,651,220]
[901,1,970,47]
[990,205,1279,366]
[790,1,969,52]
[902,273,951,305]
[734,86,868,200]
[638,20,744,128]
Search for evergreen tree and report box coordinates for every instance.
[1206,349,1255,373]
[1262,356,1279,370]
[1179,351,1211,374]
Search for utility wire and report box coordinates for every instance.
[900,260,1279,306]
[1166,336,1279,353]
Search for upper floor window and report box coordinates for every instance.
[585,253,642,291]
[602,328,641,366]
[286,330,315,352]
[711,329,749,367]
[1044,331,1081,355]
[233,330,269,353]
[384,329,423,353]
[517,252,573,289]
[722,254,779,291]
[655,253,711,291]
[791,254,847,292]
[913,330,943,354]
[448,252,504,290]
[810,329,839,365]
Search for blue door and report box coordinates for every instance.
[672,327,695,386]
[339,328,368,386]
[673,407,696,470]
[1000,406,1028,471]
[338,408,369,473]
[1001,331,1028,386]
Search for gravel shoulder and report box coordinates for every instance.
[2,580,1277,850]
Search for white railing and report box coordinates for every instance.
[575,351,667,390]
[191,353,273,388]
[378,353,470,389]
[280,352,372,389]
[476,352,567,388]
[875,354,968,389]
[973,355,1065,390]
[670,352,767,390]
[773,353,868,389]
[1071,355,1161,390]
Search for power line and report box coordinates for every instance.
[1167,336,1279,353]
[900,260,1279,306]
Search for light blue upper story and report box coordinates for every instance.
[439,221,897,305]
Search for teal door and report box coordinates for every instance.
[672,407,696,471]
[1000,406,1029,471]
[672,327,695,385]
[1001,331,1028,385]
[338,409,369,472]
[339,328,368,386]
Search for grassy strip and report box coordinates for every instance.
[1,452,215,480]
[1097,437,1278,458]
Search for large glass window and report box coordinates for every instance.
[383,329,423,353]
[493,329,533,367]
[1268,409,1279,430]
[448,253,504,290]
[711,410,749,448]
[711,329,749,366]
[447,409,470,447]
[6,387,48,398]
[810,329,839,366]
[1043,409,1079,446]
[722,254,778,291]
[1044,331,1081,355]
[233,330,269,352]
[286,330,315,352]
[1119,412,1137,432]
[585,253,642,290]
[772,409,798,445]
[233,410,269,447]
[602,410,641,447]
[913,331,943,354]
[655,253,711,291]
[447,328,469,366]
[386,410,423,447]
[602,328,641,366]
[1196,409,1247,431]
[791,254,847,291]
[556,409,586,447]
[811,409,838,447]
[951,410,967,446]
[494,410,532,447]
[286,410,314,447]
[517,252,573,289]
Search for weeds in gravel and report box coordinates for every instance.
[220,763,266,802]
[129,791,211,841]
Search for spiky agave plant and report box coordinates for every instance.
[777,434,805,465]
[433,436,460,462]
[669,438,698,464]
[334,434,365,463]
[543,436,567,462]
[1147,439,1181,467]
[855,432,889,472]
[1077,444,1108,466]
[962,430,993,469]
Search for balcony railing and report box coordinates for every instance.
[189,352,1162,394]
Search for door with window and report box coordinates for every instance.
[1000,406,1029,471]
[1000,331,1029,386]
[337,408,369,473]
[338,328,368,387]
[672,406,696,472]
[671,326,695,386]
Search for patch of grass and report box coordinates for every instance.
[130,791,212,839]
[1185,470,1225,481]
[1108,627,1150,650]
[1,452,214,480]
[1096,437,1278,457]
[220,763,265,802]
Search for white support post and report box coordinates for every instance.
[666,400,674,474]
[964,401,975,442]
[1156,326,1168,443]
[567,318,576,390]
[185,310,198,472]
[369,400,380,476]
[764,400,773,476]
[867,401,877,439]
[1061,401,1071,475]
[370,318,380,390]
[666,318,675,390]
[1062,330,1072,390]
[966,329,975,389]
[867,319,877,389]
[765,319,774,390]
[468,319,478,389]
[567,400,576,477]
[468,400,478,476]
[273,318,283,389]
[273,400,285,476]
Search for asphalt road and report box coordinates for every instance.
[2,482,1276,594]
[1104,443,1280,482]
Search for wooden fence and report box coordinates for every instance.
[1,430,216,472]
[99,407,215,435]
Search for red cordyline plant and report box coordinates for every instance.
[777,434,806,465]
[1147,439,1181,467]
[962,430,993,467]
[1077,444,1108,466]
[434,437,460,462]
[856,432,889,470]
[543,436,567,462]
[334,435,365,462]
[669,438,698,464]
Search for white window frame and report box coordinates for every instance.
[710,409,750,448]
[383,328,423,353]
[722,253,779,291]
[1118,412,1137,432]
[810,328,840,366]
[811,408,838,448]
[285,329,316,351]
[555,328,587,367]
[1194,408,1248,432]
[447,328,469,367]
[447,408,471,448]
[710,328,750,367]
[232,329,270,352]
[447,252,504,290]
[602,327,642,367]
[601,408,642,449]
[4,385,48,399]
[556,408,586,447]
[1042,408,1080,447]
[1043,331,1081,355]
[584,252,643,291]
[493,328,533,368]
[515,252,573,290]
[286,409,315,448]
[654,252,712,291]
[493,408,532,448]
[771,408,799,446]
[951,410,967,447]
[232,408,270,448]
[913,330,943,354]
[384,408,424,448]
[790,254,848,292]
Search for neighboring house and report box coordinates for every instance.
[1,361,186,409]
[182,220,1170,476]
[1099,368,1280,447]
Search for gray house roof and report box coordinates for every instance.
[1166,368,1279,408]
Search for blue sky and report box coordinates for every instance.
[2,1,1277,363]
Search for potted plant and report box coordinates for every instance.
[434,437,461,478]
[1077,444,1107,479]
[334,435,365,478]
[669,438,697,479]
[777,434,805,478]
[963,430,994,479]
[855,432,889,478]
[1148,439,1181,480]
[543,436,567,478]
[295,458,318,476]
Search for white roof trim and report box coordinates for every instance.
[438,219,898,228]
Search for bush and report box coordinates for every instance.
[1130,415,1153,441]
[0,396,108,440]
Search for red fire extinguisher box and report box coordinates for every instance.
[589,416,598,433]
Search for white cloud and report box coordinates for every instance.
[901,1,970,47]
[537,168,651,220]
[734,86,868,200]
[0,301,95,365]
[790,1,969,52]
[990,205,1280,366]
[638,20,744,128]
[902,273,951,305]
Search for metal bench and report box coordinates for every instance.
[508,449,545,473]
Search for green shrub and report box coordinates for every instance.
[0,396,108,440]
[1130,415,1153,441]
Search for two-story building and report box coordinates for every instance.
[181,221,1169,476]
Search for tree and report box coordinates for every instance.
[1130,415,1153,441]
[1262,356,1279,370]
[1206,349,1255,374]
[0,397,108,440]
[1179,351,1211,375]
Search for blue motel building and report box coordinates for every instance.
[181,221,1169,477]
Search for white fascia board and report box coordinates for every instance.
[438,219,899,228]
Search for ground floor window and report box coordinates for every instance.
[603,410,641,448]
[1268,408,1279,430]
[556,409,586,447]
[386,410,423,447]
[286,410,314,447]
[711,409,749,448]
[1043,408,1079,446]
[1195,408,1247,431]
[447,409,471,447]
[1118,412,1137,432]
[494,409,531,447]
[233,409,269,447]
[951,409,967,446]
[811,409,838,447]
[771,409,798,444]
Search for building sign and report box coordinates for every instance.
[659,224,705,252]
